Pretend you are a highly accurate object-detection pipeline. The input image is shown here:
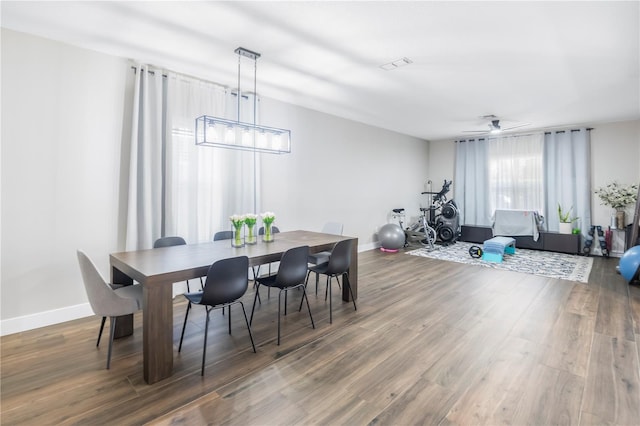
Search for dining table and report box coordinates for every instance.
[109,230,358,384]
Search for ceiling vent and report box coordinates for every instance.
[380,57,413,71]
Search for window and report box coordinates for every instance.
[487,134,544,214]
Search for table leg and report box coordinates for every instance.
[343,238,358,301]
[143,277,174,384]
[110,266,134,338]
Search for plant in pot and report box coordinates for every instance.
[557,204,578,234]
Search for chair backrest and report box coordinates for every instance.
[213,231,234,241]
[153,236,187,248]
[326,239,353,275]
[200,256,249,306]
[258,226,280,235]
[76,250,140,317]
[275,245,309,288]
[321,222,344,235]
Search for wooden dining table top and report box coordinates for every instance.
[110,230,354,284]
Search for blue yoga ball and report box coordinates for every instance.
[379,223,405,250]
[619,245,640,283]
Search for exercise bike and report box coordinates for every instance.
[391,207,437,250]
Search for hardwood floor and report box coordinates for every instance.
[2,249,639,425]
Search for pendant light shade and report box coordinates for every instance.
[195,47,291,154]
[195,115,291,153]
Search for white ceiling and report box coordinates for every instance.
[2,1,639,141]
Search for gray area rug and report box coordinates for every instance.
[407,241,593,283]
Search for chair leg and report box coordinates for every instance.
[96,316,106,347]
[316,271,320,295]
[252,267,262,305]
[325,276,330,301]
[305,269,311,288]
[344,273,357,311]
[186,279,190,293]
[239,301,257,353]
[202,308,211,376]
[302,287,315,330]
[298,278,309,311]
[250,284,261,325]
[178,302,192,352]
[228,304,232,334]
[284,291,288,316]
[106,316,116,369]
[277,289,283,345]
[329,276,333,324]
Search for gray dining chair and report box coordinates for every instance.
[77,250,143,369]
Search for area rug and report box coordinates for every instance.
[407,241,593,283]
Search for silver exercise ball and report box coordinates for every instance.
[379,223,405,250]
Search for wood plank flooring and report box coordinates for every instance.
[2,249,639,425]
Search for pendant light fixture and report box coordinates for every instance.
[195,47,291,154]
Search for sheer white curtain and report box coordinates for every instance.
[487,133,544,213]
[544,129,591,233]
[165,73,261,243]
[125,66,165,250]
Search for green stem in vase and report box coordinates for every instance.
[234,226,242,245]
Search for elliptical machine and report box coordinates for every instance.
[421,180,461,245]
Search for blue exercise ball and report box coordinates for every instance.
[619,245,640,283]
[379,223,405,250]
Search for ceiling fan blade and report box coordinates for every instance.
[502,123,531,131]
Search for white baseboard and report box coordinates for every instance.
[2,242,380,337]
[1,303,94,336]
[358,241,380,252]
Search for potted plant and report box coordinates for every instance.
[557,204,578,234]
[594,181,639,229]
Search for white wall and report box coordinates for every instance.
[0,29,429,334]
[259,98,429,244]
[428,120,640,229]
[1,29,130,332]
[590,120,640,227]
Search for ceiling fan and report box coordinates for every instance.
[463,115,530,135]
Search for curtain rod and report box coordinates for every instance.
[456,128,593,143]
[130,65,251,99]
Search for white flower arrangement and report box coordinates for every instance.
[261,211,276,225]
[244,213,258,227]
[594,182,639,210]
[230,214,246,229]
